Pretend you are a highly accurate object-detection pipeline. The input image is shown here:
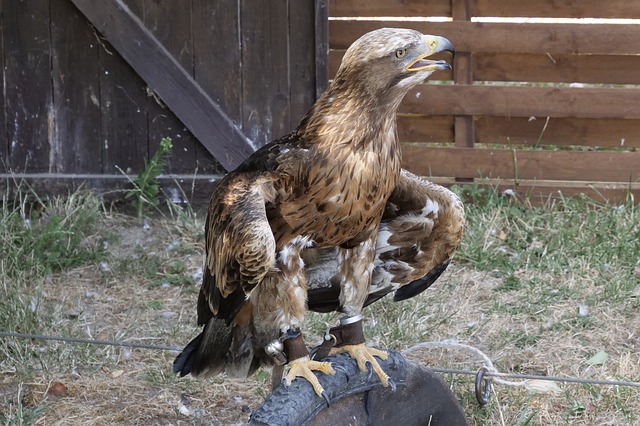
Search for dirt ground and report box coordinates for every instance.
[2,215,639,425]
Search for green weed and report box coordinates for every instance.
[123,137,173,219]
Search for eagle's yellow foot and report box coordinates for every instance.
[330,343,391,387]
[283,355,336,397]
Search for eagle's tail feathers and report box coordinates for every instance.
[172,332,202,376]
[173,317,232,378]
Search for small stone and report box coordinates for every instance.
[578,304,589,317]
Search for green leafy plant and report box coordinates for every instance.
[123,137,173,219]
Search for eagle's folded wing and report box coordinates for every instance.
[306,169,465,312]
[199,173,278,325]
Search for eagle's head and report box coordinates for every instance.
[335,27,454,98]
[299,28,453,141]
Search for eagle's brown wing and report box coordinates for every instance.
[306,169,465,312]
[174,161,285,379]
[197,172,278,326]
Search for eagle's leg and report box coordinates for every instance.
[253,238,335,397]
[328,315,391,387]
[331,234,392,387]
[276,328,335,397]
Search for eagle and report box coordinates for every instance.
[174,28,464,399]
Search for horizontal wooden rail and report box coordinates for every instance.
[465,179,640,204]
[0,173,222,205]
[401,146,640,182]
[329,0,640,19]
[399,85,640,119]
[329,20,640,55]
[397,115,640,149]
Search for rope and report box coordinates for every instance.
[0,331,181,352]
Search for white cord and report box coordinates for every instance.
[403,340,561,394]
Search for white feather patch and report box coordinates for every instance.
[422,199,440,217]
[376,227,400,254]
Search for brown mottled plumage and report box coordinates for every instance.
[174,28,461,396]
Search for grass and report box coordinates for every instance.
[0,184,638,425]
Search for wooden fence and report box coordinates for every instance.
[0,0,326,203]
[2,0,639,204]
[329,0,640,202]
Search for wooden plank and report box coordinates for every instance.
[397,115,454,142]
[472,0,640,19]
[241,0,291,146]
[289,0,317,128]
[473,179,640,206]
[3,0,53,173]
[329,21,640,55]
[329,0,640,19]
[452,0,474,154]
[399,85,640,119]
[315,0,330,98]
[474,52,640,85]
[397,115,640,149]
[50,0,102,173]
[0,173,222,206]
[70,0,255,171]
[475,117,640,149]
[401,146,640,182]
[192,0,242,174]
[0,0,5,174]
[328,0,451,17]
[142,0,205,174]
[98,35,149,174]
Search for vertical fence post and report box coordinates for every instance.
[452,0,475,183]
[314,0,329,99]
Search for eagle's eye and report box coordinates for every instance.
[395,48,408,59]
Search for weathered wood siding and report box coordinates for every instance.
[329,0,640,202]
[0,0,327,202]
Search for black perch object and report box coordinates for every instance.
[250,350,468,426]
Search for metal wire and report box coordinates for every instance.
[0,331,181,352]
[427,366,640,389]
[2,330,639,391]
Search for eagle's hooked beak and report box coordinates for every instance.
[406,35,454,72]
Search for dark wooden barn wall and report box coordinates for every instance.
[0,0,326,190]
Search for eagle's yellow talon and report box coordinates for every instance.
[330,343,391,387]
[283,356,335,397]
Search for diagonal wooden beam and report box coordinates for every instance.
[69,0,255,171]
